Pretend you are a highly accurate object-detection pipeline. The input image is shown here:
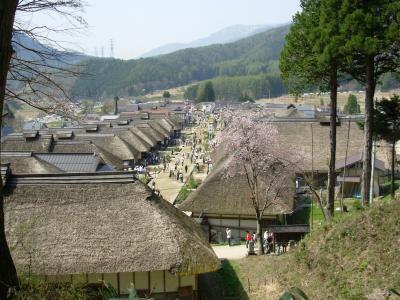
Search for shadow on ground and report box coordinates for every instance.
[199,259,249,300]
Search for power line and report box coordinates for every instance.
[110,39,114,58]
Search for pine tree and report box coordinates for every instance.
[280,0,344,218]
[343,94,361,114]
[374,95,400,199]
[339,0,400,205]
[196,81,215,103]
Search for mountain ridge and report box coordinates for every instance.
[71,24,290,99]
[139,23,283,58]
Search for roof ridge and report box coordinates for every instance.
[7,171,136,185]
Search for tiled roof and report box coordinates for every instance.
[35,153,100,173]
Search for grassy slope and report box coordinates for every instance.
[217,200,400,299]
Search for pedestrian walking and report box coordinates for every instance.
[179,173,183,182]
[226,227,232,246]
[245,231,252,248]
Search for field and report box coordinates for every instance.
[257,89,400,112]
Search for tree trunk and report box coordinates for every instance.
[327,64,338,219]
[391,139,396,199]
[361,56,375,206]
[255,211,263,255]
[0,0,19,298]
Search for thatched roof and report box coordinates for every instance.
[116,130,151,155]
[148,121,170,138]
[179,156,294,216]
[51,141,97,153]
[336,152,385,171]
[131,127,158,147]
[74,134,136,161]
[157,118,176,132]
[136,124,164,143]
[273,121,389,171]
[52,136,134,170]
[1,153,62,174]
[4,172,219,276]
[2,133,53,152]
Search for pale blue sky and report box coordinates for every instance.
[17,0,300,59]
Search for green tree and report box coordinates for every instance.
[196,81,215,103]
[183,84,199,100]
[374,95,400,199]
[280,0,344,218]
[162,90,171,104]
[343,94,361,114]
[238,92,254,102]
[339,0,400,205]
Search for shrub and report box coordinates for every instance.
[352,199,362,210]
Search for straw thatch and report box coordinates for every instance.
[274,121,389,171]
[1,155,62,174]
[137,125,164,143]
[4,173,219,276]
[117,130,151,155]
[157,118,176,132]
[148,121,170,138]
[131,126,158,147]
[179,156,294,216]
[2,134,53,152]
[74,134,136,162]
[51,141,97,153]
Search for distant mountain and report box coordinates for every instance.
[7,32,90,91]
[12,32,89,65]
[71,24,290,100]
[139,24,282,58]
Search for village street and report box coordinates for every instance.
[148,125,210,204]
[212,245,248,259]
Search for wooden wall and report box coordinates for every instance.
[46,271,196,297]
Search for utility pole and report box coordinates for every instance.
[110,39,114,58]
[369,140,376,205]
[310,123,314,230]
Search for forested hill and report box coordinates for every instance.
[71,24,290,99]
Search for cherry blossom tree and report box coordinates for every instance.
[216,109,298,255]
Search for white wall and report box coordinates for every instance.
[47,271,196,296]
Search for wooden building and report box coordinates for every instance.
[178,155,296,243]
[336,153,386,198]
[4,170,219,299]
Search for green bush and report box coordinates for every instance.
[352,199,362,210]
[379,180,400,196]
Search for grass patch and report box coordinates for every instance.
[45,120,64,128]
[216,199,400,299]
[174,176,202,205]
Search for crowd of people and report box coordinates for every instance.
[225,227,276,254]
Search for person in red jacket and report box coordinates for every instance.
[245,231,252,248]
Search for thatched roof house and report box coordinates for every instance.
[4,171,219,297]
[1,151,107,174]
[1,132,53,152]
[179,156,294,216]
[1,152,62,174]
